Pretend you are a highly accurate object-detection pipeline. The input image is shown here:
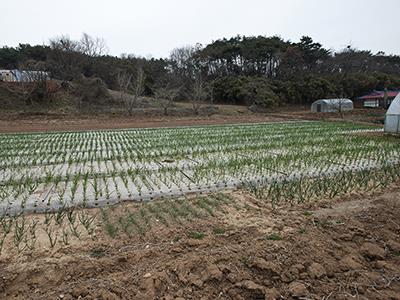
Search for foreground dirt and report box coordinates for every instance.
[0,185,399,300]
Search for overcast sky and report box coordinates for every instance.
[2,0,400,58]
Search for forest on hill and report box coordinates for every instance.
[1,34,400,110]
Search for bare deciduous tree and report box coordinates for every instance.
[169,44,202,78]
[330,98,350,119]
[49,35,83,80]
[117,71,133,114]
[190,71,208,115]
[117,72,132,97]
[49,35,80,52]
[79,33,108,57]
[133,67,146,100]
[154,85,180,116]
[117,67,146,116]
[48,33,108,80]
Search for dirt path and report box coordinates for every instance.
[0,184,399,299]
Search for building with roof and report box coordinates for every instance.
[0,70,15,82]
[384,93,400,134]
[0,69,49,82]
[356,90,400,108]
[311,98,353,113]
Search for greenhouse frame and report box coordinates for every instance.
[311,99,353,113]
[384,93,400,134]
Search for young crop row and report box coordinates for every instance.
[245,161,400,207]
[0,121,397,215]
[0,193,234,255]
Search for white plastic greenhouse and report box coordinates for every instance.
[311,99,353,113]
[384,93,400,134]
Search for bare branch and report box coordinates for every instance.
[117,67,146,116]
[154,85,180,116]
[190,71,208,115]
[79,33,108,57]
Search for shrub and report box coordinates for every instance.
[73,76,109,105]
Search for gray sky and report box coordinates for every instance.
[2,0,400,58]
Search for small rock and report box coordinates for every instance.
[375,260,390,269]
[202,264,223,281]
[357,285,366,294]
[339,233,354,241]
[227,289,245,300]
[186,239,202,247]
[280,266,299,283]
[308,262,326,279]
[324,262,338,278]
[59,295,64,299]
[117,256,128,263]
[387,240,400,252]
[153,271,167,290]
[175,289,184,297]
[235,280,265,292]
[288,281,308,298]
[96,289,120,300]
[172,247,183,253]
[143,273,152,278]
[71,287,89,298]
[339,255,363,271]
[299,272,308,280]
[188,273,203,288]
[360,242,385,260]
[265,287,281,299]
[293,264,305,273]
[177,271,188,284]
[140,277,154,289]
[192,279,203,288]
[138,277,155,299]
[365,271,382,282]
[252,258,282,276]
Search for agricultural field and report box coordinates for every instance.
[0,121,399,216]
[1,120,400,299]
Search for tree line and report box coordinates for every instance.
[1,33,400,111]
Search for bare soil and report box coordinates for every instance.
[0,114,281,133]
[0,184,399,299]
[0,106,385,133]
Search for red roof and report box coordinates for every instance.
[358,91,399,100]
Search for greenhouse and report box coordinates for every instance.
[311,99,353,113]
[384,93,400,134]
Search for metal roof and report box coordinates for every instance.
[358,91,400,100]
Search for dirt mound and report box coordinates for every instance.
[0,186,399,299]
